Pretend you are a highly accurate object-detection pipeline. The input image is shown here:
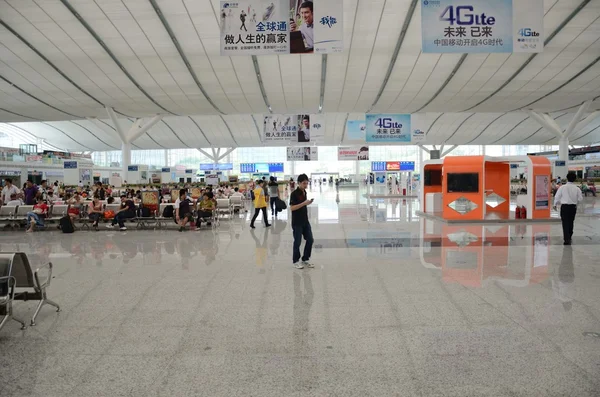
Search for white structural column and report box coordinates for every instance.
[354,160,360,183]
[197,148,235,167]
[527,100,598,177]
[105,107,163,177]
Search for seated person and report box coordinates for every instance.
[174,189,193,232]
[26,197,49,233]
[107,194,136,231]
[230,187,244,198]
[88,197,104,230]
[589,182,597,196]
[67,192,83,218]
[46,189,57,204]
[196,192,215,227]
[107,196,115,204]
[5,193,22,206]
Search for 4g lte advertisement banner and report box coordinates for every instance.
[365,114,412,143]
[220,0,343,56]
[421,0,544,53]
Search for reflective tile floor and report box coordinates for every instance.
[1,186,600,396]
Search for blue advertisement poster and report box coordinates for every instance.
[346,120,366,141]
[366,114,412,143]
[421,0,543,54]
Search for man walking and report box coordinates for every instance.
[268,176,279,217]
[553,172,583,245]
[240,10,247,32]
[289,174,314,269]
[250,180,270,229]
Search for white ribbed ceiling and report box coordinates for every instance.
[0,0,598,149]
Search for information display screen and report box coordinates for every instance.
[447,173,479,193]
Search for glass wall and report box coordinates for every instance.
[89,145,560,174]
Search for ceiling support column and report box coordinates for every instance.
[528,101,598,176]
[105,107,163,178]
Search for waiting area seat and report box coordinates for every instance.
[0,252,60,331]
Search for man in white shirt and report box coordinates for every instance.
[553,172,583,245]
[1,178,20,206]
[5,194,22,206]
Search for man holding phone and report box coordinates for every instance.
[289,174,315,269]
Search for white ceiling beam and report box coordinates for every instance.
[198,148,215,162]
[442,145,458,157]
[527,110,563,139]
[418,144,430,154]
[573,110,600,137]
[217,148,235,161]
[564,100,591,138]
[105,107,127,143]
[128,115,163,143]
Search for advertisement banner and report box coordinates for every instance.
[264,114,324,143]
[287,147,318,161]
[264,114,300,142]
[421,0,544,54]
[309,114,326,144]
[346,120,366,141]
[220,1,289,56]
[26,155,42,162]
[365,114,412,143]
[535,175,549,210]
[338,146,369,161]
[312,0,344,53]
[220,0,343,56]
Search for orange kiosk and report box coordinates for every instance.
[421,156,552,220]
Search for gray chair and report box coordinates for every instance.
[0,256,27,330]
[14,205,33,226]
[49,204,69,219]
[0,253,60,328]
[156,203,174,229]
[0,205,16,227]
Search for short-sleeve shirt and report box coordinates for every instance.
[289,188,309,227]
[174,198,192,216]
[124,200,136,212]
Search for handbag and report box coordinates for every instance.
[104,210,115,219]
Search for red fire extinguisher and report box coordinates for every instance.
[516,206,522,219]
[521,206,527,219]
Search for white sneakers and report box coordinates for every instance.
[120,227,127,231]
[106,224,114,229]
[294,261,315,269]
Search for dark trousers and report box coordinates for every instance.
[112,210,135,228]
[89,213,102,225]
[560,204,577,243]
[270,197,278,214]
[251,207,268,226]
[293,223,314,263]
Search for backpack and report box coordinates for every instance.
[275,198,287,212]
[137,207,151,218]
[162,205,174,218]
[250,189,255,201]
[59,216,74,233]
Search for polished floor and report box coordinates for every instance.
[1,186,600,396]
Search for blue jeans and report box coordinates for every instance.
[26,212,45,228]
[292,223,313,264]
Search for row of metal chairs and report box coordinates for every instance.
[0,196,248,231]
[0,252,60,332]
